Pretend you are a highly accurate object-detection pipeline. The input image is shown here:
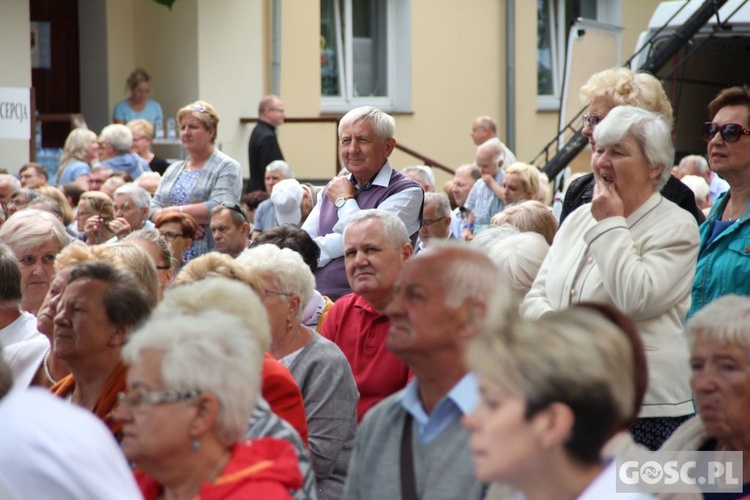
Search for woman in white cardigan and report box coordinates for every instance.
[521,106,700,450]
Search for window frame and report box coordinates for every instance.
[320,0,411,113]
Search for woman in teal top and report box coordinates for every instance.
[689,86,750,320]
[112,68,164,127]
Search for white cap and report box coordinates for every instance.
[271,178,304,225]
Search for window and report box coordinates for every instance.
[537,0,621,110]
[320,0,411,113]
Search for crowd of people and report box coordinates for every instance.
[1,65,750,500]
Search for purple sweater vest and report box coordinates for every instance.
[315,170,422,300]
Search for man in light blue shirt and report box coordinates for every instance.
[344,245,512,500]
[99,124,151,180]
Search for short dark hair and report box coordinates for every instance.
[0,244,21,302]
[61,183,84,207]
[252,224,321,273]
[708,85,750,121]
[20,163,48,180]
[67,261,152,329]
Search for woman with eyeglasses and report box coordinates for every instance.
[114,309,303,499]
[522,106,700,451]
[237,244,358,500]
[150,100,243,263]
[559,67,703,225]
[154,212,198,269]
[685,86,750,320]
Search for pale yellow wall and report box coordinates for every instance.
[197,0,264,174]
[0,0,32,171]
[133,0,200,122]
[514,1,560,169]
[621,0,664,63]
[106,0,137,118]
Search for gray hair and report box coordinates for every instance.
[681,175,710,204]
[679,155,709,177]
[687,295,750,351]
[122,309,263,446]
[0,209,69,256]
[477,232,550,302]
[0,243,21,303]
[421,242,509,311]
[99,124,133,153]
[0,175,21,196]
[67,260,153,329]
[338,106,395,141]
[455,163,481,182]
[160,277,271,352]
[236,244,314,320]
[491,200,559,246]
[124,229,174,269]
[403,166,435,190]
[98,243,160,309]
[266,160,294,179]
[468,307,636,464]
[423,192,452,218]
[470,225,521,254]
[114,183,151,209]
[345,209,409,249]
[593,106,673,191]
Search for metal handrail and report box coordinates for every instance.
[239,115,454,177]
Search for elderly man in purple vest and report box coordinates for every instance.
[302,106,424,300]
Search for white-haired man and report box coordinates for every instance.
[403,165,435,192]
[110,184,154,239]
[462,140,505,240]
[99,124,150,180]
[416,192,453,253]
[345,244,506,500]
[303,106,424,300]
[321,210,413,422]
[679,154,729,203]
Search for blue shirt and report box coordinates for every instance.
[464,170,505,225]
[102,153,151,180]
[57,160,90,185]
[400,373,478,443]
[113,99,164,126]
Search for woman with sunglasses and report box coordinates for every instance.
[689,86,750,319]
[522,106,700,451]
[150,100,242,262]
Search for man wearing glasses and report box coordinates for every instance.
[247,95,285,193]
[209,202,250,258]
[415,193,454,254]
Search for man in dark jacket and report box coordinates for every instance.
[247,95,285,193]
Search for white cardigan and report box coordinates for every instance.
[521,193,699,418]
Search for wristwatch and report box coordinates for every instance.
[335,196,352,209]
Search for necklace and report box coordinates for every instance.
[279,324,303,359]
[43,348,57,385]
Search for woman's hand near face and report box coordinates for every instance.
[591,179,624,221]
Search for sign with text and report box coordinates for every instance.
[0,88,31,140]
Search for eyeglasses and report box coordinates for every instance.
[582,114,603,128]
[702,122,750,143]
[159,231,186,242]
[264,288,294,298]
[422,216,447,227]
[269,108,285,113]
[220,201,249,223]
[117,389,200,410]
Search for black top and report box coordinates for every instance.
[149,155,171,176]
[247,120,284,193]
[559,172,705,226]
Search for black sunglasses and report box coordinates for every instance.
[220,201,249,222]
[702,122,750,143]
